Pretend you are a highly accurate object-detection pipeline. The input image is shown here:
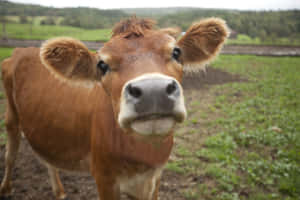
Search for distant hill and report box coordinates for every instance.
[157,9,300,39]
[125,7,300,41]
[123,7,202,17]
[0,0,129,28]
[1,0,300,42]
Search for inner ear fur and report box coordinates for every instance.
[177,18,229,68]
[40,37,101,81]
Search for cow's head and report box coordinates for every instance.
[40,17,228,137]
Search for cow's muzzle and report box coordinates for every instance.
[118,73,187,135]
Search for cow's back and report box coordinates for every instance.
[3,47,99,171]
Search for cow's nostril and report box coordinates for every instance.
[127,84,143,98]
[166,81,177,95]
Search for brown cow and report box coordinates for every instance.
[0,17,228,200]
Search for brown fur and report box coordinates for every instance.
[112,16,156,38]
[178,18,229,66]
[40,37,101,81]
[0,17,228,200]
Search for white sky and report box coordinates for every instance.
[10,0,300,10]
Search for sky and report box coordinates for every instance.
[10,0,300,10]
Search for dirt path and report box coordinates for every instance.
[1,38,300,56]
[0,67,246,200]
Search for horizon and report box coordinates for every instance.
[8,0,300,11]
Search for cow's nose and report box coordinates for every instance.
[125,78,180,115]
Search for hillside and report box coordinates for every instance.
[157,9,300,42]
[1,1,300,44]
[0,0,129,28]
[123,7,201,17]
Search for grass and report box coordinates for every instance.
[1,23,111,41]
[0,48,14,61]
[2,20,300,46]
[0,48,12,144]
[168,55,300,200]
[228,34,300,46]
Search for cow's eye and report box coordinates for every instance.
[97,60,110,75]
[172,47,181,61]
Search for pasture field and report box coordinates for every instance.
[227,34,300,46]
[170,55,300,200]
[0,23,111,41]
[2,20,300,46]
[0,48,13,61]
[0,48,299,200]
[6,16,64,26]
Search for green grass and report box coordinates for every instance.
[7,16,64,26]
[228,34,300,46]
[0,48,12,144]
[1,23,111,41]
[0,47,14,61]
[211,56,300,198]
[170,55,300,200]
[2,20,300,45]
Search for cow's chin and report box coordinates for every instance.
[130,116,176,136]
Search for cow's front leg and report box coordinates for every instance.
[151,178,160,200]
[94,173,120,200]
[46,164,66,200]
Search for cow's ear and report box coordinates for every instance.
[177,18,229,71]
[40,37,101,81]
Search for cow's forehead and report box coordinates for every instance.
[100,31,176,62]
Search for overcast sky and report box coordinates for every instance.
[10,0,300,10]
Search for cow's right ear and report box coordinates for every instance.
[177,18,229,71]
[40,37,101,81]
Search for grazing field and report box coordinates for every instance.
[0,48,14,61]
[171,55,300,200]
[2,21,300,46]
[227,34,300,46]
[0,23,111,41]
[0,49,299,199]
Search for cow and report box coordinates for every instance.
[0,17,228,200]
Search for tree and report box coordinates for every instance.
[28,16,34,37]
[19,15,28,24]
[0,16,7,39]
[0,2,7,39]
[258,30,267,42]
[40,16,55,25]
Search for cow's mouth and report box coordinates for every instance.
[129,114,176,135]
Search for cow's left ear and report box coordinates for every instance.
[177,18,229,70]
[40,37,101,81]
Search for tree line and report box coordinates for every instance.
[0,0,129,29]
[1,0,300,40]
[158,9,300,41]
